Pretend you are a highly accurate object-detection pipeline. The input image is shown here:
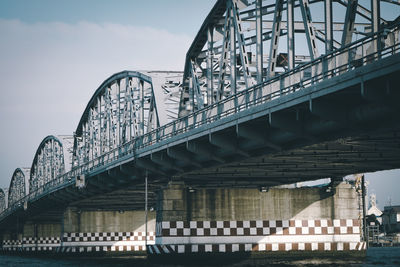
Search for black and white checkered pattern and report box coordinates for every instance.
[63,231,155,242]
[1,232,154,253]
[157,219,360,237]
[147,241,367,254]
[58,245,147,253]
[22,237,60,244]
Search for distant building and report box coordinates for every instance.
[382,205,400,233]
[367,194,382,225]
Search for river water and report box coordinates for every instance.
[0,247,399,266]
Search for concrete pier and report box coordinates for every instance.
[22,221,61,252]
[1,207,156,254]
[148,181,366,256]
[61,208,155,253]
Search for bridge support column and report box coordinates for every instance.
[1,220,23,252]
[22,221,61,252]
[149,181,366,259]
[60,207,156,254]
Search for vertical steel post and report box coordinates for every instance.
[217,4,231,100]
[107,89,111,152]
[341,0,358,47]
[207,27,214,105]
[371,0,380,56]
[256,0,263,83]
[140,80,145,135]
[267,0,284,78]
[189,76,194,111]
[127,77,132,141]
[117,80,121,147]
[231,0,252,88]
[299,0,319,60]
[287,0,295,70]
[90,109,94,160]
[98,98,102,154]
[230,6,237,95]
[325,0,333,53]
[83,123,86,163]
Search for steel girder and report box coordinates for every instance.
[178,0,399,118]
[72,71,160,167]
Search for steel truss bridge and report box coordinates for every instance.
[1,0,400,224]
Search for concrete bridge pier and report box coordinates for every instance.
[1,218,24,252]
[22,220,61,252]
[60,207,156,254]
[148,181,366,259]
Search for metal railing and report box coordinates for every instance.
[1,22,399,221]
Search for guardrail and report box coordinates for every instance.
[1,22,399,221]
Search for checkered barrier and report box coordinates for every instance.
[60,231,155,252]
[2,237,61,252]
[147,242,367,254]
[22,237,61,251]
[148,219,364,254]
[2,240,23,251]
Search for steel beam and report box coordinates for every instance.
[371,0,381,54]
[236,124,282,151]
[216,9,231,101]
[269,112,315,141]
[207,26,214,106]
[309,99,349,126]
[256,0,263,83]
[267,0,284,78]
[231,0,252,88]
[150,153,184,172]
[325,0,334,53]
[209,133,249,157]
[287,0,295,70]
[167,147,202,168]
[186,141,226,164]
[230,6,237,96]
[299,0,319,59]
[135,158,167,176]
[341,0,358,47]
[190,60,204,109]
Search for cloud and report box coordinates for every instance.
[0,19,191,187]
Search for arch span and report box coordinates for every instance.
[29,135,73,192]
[8,168,29,208]
[72,71,159,166]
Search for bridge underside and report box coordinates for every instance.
[138,54,400,188]
[182,129,400,186]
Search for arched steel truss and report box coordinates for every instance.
[0,189,6,213]
[8,168,29,208]
[72,71,160,167]
[179,0,400,116]
[29,135,73,192]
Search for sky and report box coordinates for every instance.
[0,0,399,210]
